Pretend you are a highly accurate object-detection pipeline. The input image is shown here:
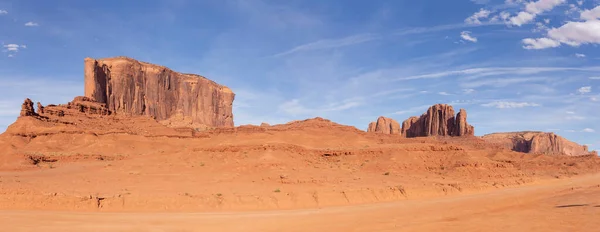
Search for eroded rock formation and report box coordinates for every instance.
[367,116,401,135]
[36,102,44,114]
[401,104,474,138]
[20,99,37,117]
[482,131,597,156]
[84,56,235,129]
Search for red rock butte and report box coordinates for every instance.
[84,56,235,129]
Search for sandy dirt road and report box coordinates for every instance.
[1,174,599,232]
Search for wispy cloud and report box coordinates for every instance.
[481,101,541,108]
[462,88,476,94]
[278,97,364,116]
[575,53,586,58]
[582,128,595,133]
[273,33,378,57]
[0,9,7,15]
[390,104,431,115]
[393,66,600,81]
[461,77,547,88]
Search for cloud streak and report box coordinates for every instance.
[273,33,378,57]
[481,101,541,108]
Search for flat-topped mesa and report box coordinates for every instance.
[401,104,474,138]
[84,56,235,129]
[482,131,597,156]
[366,116,401,135]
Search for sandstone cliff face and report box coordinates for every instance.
[401,104,474,138]
[84,57,235,128]
[366,116,401,135]
[482,131,596,156]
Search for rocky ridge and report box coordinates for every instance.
[482,131,597,156]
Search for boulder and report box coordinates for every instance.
[84,56,235,128]
[401,104,474,137]
[367,116,401,135]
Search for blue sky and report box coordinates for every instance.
[1,0,600,150]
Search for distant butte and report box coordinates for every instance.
[482,131,597,156]
[401,104,474,138]
[84,56,235,129]
[367,116,401,135]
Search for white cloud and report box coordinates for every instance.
[566,111,575,114]
[3,44,26,52]
[577,86,591,94]
[481,101,541,108]
[0,10,7,15]
[7,54,13,58]
[544,18,551,24]
[510,12,536,26]
[577,0,583,6]
[522,37,561,49]
[273,33,377,57]
[582,128,595,133]
[547,20,600,46]
[460,31,478,42]
[581,6,600,20]
[525,0,566,14]
[509,0,566,26]
[438,91,451,95]
[465,9,492,24]
[575,53,586,58]
[524,11,600,50]
[24,22,39,27]
[589,76,600,80]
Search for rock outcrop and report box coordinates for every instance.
[401,104,474,138]
[454,109,474,136]
[68,96,111,115]
[20,99,37,117]
[482,131,597,156]
[367,116,401,135]
[84,56,235,129]
[36,102,44,114]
